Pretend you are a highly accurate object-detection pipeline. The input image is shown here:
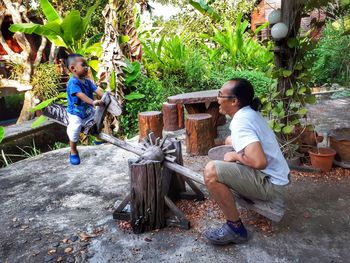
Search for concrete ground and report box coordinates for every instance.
[1,97,350,263]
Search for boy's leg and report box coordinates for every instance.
[67,113,83,164]
[70,140,78,154]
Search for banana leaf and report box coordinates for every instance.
[40,0,62,23]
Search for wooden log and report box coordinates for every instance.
[130,160,165,233]
[163,161,205,185]
[162,102,184,131]
[185,113,214,156]
[138,111,163,141]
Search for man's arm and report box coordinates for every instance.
[223,141,267,170]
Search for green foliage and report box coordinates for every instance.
[0,126,4,144]
[9,0,101,55]
[309,20,350,86]
[31,115,48,129]
[153,0,255,42]
[209,15,273,71]
[120,76,167,138]
[189,0,221,22]
[31,63,61,101]
[142,35,210,93]
[209,69,276,97]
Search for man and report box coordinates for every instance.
[203,78,290,245]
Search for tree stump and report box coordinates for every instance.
[129,160,165,233]
[162,102,184,131]
[185,113,214,155]
[138,111,163,141]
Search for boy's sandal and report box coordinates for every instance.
[70,153,80,165]
[203,223,248,245]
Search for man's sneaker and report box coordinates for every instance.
[70,153,80,165]
[203,223,249,245]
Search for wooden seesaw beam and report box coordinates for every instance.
[98,133,205,185]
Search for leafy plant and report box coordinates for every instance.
[309,19,350,86]
[209,68,276,97]
[9,0,102,69]
[31,63,61,101]
[208,15,273,71]
[120,76,166,138]
[30,92,67,129]
[189,0,221,22]
[0,126,5,144]
[142,34,210,93]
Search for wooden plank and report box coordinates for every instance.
[2,118,57,144]
[233,191,285,222]
[168,89,219,105]
[163,161,205,185]
[98,133,144,156]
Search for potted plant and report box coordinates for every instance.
[308,127,336,172]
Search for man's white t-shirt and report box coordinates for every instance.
[229,106,290,185]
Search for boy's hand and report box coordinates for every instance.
[93,100,104,107]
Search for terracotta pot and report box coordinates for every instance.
[328,128,350,163]
[308,147,336,172]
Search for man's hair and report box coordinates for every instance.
[66,54,83,71]
[226,78,262,111]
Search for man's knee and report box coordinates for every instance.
[204,161,219,186]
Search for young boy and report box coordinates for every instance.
[66,54,104,165]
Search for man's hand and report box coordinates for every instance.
[93,100,104,107]
[223,151,240,162]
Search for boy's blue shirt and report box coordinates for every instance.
[67,76,97,119]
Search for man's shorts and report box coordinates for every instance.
[214,160,287,201]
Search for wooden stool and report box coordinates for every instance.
[162,102,184,131]
[138,111,163,141]
[185,113,214,155]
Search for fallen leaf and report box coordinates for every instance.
[20,225,29,229]
[32,252,39,257]
[79,232,96,241]
[64,247,73,253]
[57,256,63,262]
[144,237,152,242]
[62,238,69,244]
[48,249,56,255]
[12,217,17,222]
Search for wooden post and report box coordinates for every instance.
[185,113,214,156]
[165,139,186,199]
[162,102,184,131]
[129,160,165,233]
[138,111,163,141]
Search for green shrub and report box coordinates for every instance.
[119,76,167,138]
[309,20,350,86]
[209,68,276,97]
[31,63,61,101]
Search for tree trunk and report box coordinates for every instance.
[129,160,165,233]
[138,111,163,141]
[274,0,304,131]
[17,91,36,124]
[162,102,184,131]
[185,113,214,156]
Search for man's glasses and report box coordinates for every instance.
[217,91,235,99]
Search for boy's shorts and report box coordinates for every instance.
[214,160,287,201]
[66,112,94,142]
